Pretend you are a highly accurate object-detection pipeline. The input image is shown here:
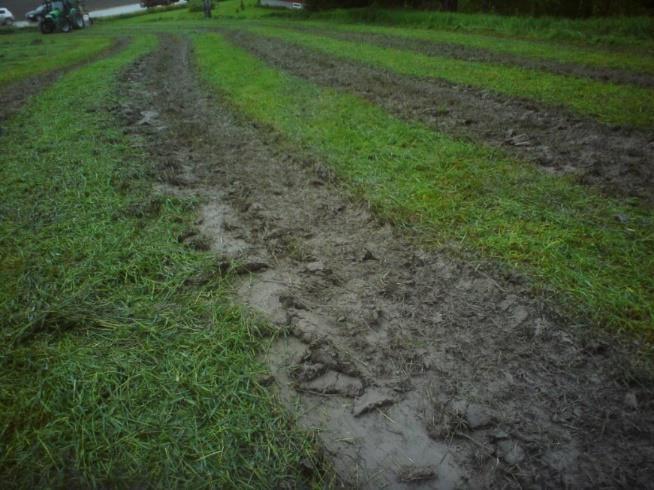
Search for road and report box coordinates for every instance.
[2,1,183,20]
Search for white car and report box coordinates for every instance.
[0,7,15,26]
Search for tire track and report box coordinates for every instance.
[121,33,654,489]
[227,28,654,205]
[288,25,654,89]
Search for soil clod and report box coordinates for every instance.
[352,388,397,416]
[397,465,437,482]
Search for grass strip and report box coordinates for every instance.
[281,8,654,49]
[289,20,654,76]
[247,25,654,128]
[0,32,114,86]
[0,34,317,487]
[194,32,654,338]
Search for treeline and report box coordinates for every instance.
[305,0,654,17]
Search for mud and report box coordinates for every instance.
[0,38,128,125]
[227,29,654,205]
[290,25,654,89]
[120,35,654,488]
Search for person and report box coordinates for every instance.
[203,0,212,18]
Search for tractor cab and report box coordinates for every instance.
[40,0,86,34]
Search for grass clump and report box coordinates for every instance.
[0,32,114,85]
[0,34,319,487]
[249,25,654,128]
[194,32,654,338]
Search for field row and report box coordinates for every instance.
[192,31,653,337]
[0,35,318,487]
[0,33,117,86]
[4,22,648,341]
[1,16,653,486]
[4,22,653,128]
[288,20,654,76]
[248,24,654,128]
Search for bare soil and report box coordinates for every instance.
[227,29,654,205]
[0,38,128,125]
[119,35,654,489]
[291,25,654,89]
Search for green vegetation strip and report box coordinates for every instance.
[0,36,316,486]
[288,8,654,49]
[195,32,654,337]
[290,20,654,76]
[0,32,114,86]
[248,25,654,128]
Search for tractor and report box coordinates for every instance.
[39,0,86,34]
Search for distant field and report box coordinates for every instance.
[283,7,654,48]
[250,25,654,127]
[292,21,654,75]
[0,33,113,85]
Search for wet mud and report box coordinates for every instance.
[120,35,654,488]
[0,37,129,125]
[228,29,654,205]
[290,25,654,89]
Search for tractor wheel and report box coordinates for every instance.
[61,19,72,33]
[40,19,55,34]
[73,14,84,29]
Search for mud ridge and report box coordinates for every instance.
[290,25,654,89]
[0,37,130,125]
[120,34,654,489]
[227,29,654,205]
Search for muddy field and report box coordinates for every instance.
[115,34,654,488]
[226,29,654,204]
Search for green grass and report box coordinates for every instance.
[105,0,267,25]
[248,25,654,128]
[0,34,319,487]
[194,32,654,338]
[281,7,654,49]
[291,20,654,76]
[0,32,114,85]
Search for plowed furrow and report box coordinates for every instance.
[122,33,654,489]
[227,29,654,204]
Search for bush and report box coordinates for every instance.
[188,0,216,12]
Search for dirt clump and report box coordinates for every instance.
[120,34,654,489]
[227,29,654,205]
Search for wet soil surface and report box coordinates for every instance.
[227,29,654,205]
[0,38,128,125]
[120,35,654,489]
[290,25,654,89]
